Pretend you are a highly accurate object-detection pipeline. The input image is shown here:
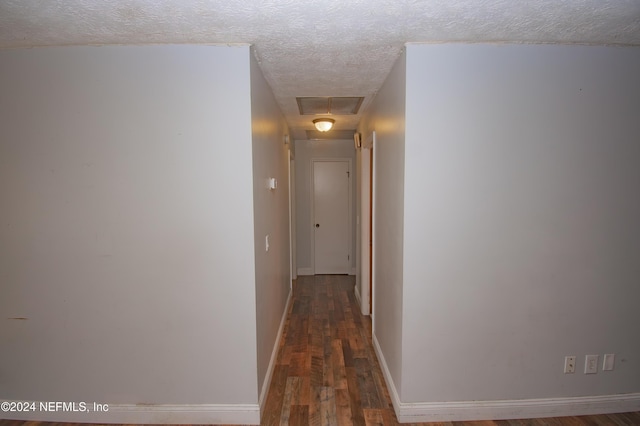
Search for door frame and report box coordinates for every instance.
[359,132,375,316]
[288,150,296,283]
[310,158,353,275]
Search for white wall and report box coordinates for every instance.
[0,45,259,421]
[294,139,356,275]
[249,48,291,405]
[357,50,407,397]
[402,44,640,403]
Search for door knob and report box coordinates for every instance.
[315,224,320,228]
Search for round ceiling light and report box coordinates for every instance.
[313,118,335,132]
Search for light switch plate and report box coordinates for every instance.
[603,353,615,371]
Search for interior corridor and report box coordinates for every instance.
[259,275,640,426]
[261,274,394,425]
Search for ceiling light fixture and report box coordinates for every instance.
[313,118,335,132]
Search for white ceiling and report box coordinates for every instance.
[1,0,639,139]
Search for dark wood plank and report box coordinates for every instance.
[309,385,322,426]
[323,335,335,387]
[342,336,355,368]
[335,387,355,426]
[288,351,308,377]
[298,375,311,406]
[289,404,309,426]
[261,363,289,426]
[354,357,382,409]
[381,406,402,426]
[346,365,366,426]
[332,338,348,389]
[319,386,338,426]
[363,408,385,426]
[310,354,324,387]
[279,376,301,425]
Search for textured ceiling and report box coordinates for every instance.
[1,0,639,139]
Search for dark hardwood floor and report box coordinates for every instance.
[1,274,638,426]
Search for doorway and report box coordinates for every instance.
[312,159,352,274]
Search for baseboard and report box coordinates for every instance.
[371,334,640,423]
[372,332,403,417]
[0,402,260,424]
[297,267,312,276]
[297,267,355,276]
[395,394,640,423]
[354,284,362,306]
[258,289,292,412]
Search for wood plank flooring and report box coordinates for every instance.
[1,274,639,426]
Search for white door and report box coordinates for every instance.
[313,160,350,274]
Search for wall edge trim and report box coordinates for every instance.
[258,289,293,411]
[394,393,640,423]
[297,267,313,276]
[372,332,403,416]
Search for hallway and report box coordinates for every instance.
[261,274,394,425]
[259,275,640,426]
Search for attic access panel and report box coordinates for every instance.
[297,97,364,115]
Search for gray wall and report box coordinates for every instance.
[357,49,407,395]
[401,44,640,402]
[0,46,259,406]
[250,48,292,402]
[294,139,357,274]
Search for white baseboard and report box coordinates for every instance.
[371,334,640,423]
[297,267,355,276]
[258,289,292,412]
[0,401,260,424]
[372,332,403,418]
[396,394,640,423]
[297,267,312,276]
[354,284,362,306]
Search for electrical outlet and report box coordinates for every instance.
[585,354,599,374]
[564,356,576,374]
[603,353,615,371]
